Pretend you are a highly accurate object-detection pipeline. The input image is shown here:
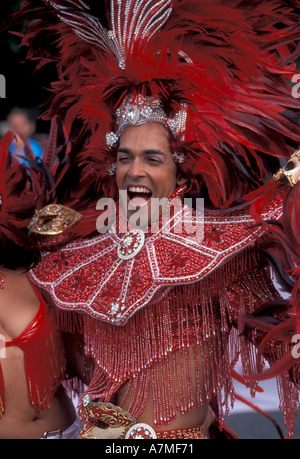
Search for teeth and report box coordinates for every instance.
[128,186,151,194]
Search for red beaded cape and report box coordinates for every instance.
[29,191,300,436]
[30,194,284,325]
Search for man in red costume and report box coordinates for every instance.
[9,0,300,438]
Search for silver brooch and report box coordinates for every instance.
[117,229,145,260]
[125,423,157,439]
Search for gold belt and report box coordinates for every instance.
[79,400,204,439]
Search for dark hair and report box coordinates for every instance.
[0,244,40,271]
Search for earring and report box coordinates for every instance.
[106,162,117,176]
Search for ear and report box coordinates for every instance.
[176,173,188,186]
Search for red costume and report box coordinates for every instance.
[10,0,300,438]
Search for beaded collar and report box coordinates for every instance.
[29,193,284,325]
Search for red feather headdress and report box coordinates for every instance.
[7,0,300,212]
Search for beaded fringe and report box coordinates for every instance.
[58,248,300,437]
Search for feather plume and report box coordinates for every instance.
[5,0,300,209]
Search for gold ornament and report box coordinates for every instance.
[28,204,82,236]
[79,400,137,439]
[273,150,300,187]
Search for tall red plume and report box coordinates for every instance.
[5,0,300,210]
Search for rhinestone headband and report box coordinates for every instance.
[106,95,187,148]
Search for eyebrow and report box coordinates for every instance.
[117,148,167,157]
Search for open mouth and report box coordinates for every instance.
[127,186,152,208]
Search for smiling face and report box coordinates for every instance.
[116,123,186,226]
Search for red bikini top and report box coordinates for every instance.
[0,280,67,417]
[5,288,46,350]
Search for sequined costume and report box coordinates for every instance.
[29,185,300,437]
[8,0,300,438]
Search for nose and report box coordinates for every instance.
[127,157,146,179]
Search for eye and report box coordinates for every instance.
[117,155,131,163]
[147,156,162,164]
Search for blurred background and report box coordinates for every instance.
[0,1,54,155]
